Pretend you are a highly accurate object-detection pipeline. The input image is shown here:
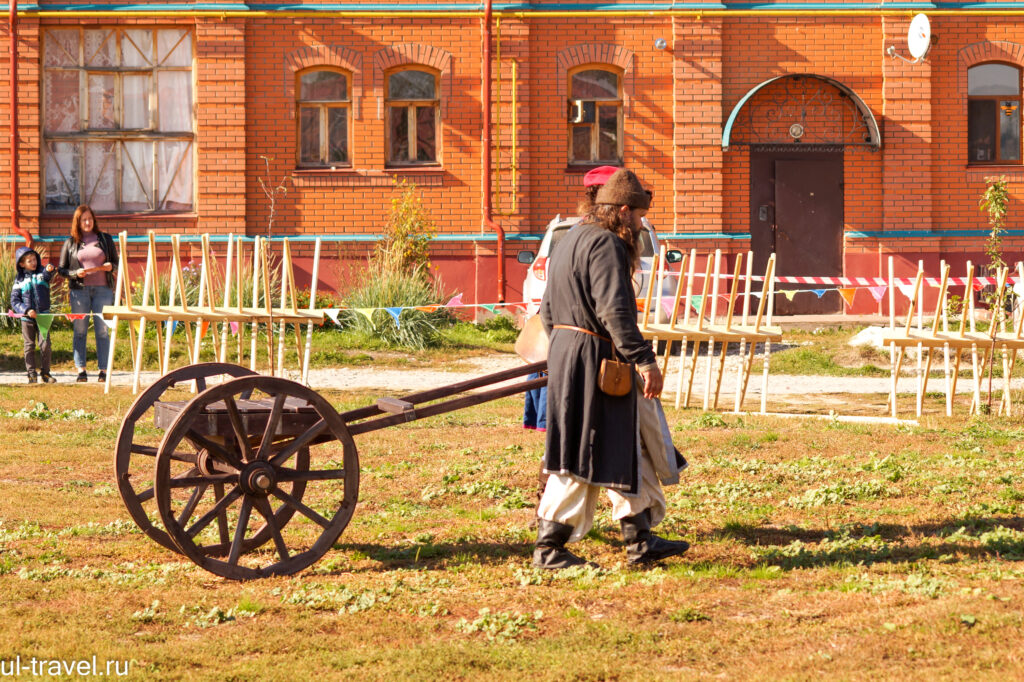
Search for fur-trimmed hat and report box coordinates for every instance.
[583,165,620,188]
[594,169,651,210]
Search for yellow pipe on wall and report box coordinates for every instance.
[494,15,519,217]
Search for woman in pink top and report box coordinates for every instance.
[57,205,119,383]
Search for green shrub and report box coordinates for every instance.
[339,181,451,349]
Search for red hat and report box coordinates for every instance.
[583,165,621,188]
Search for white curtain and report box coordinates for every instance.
[87,74,115,129]
[123,29,153,67]
[44,70,80,133]
[84,29,116,68]
[122,74,150,129]
[44,29,78,67]
[45,142,81,208]
[158,72,192,132]
[158,141,193,210]
[85,142,117,211]
[157,29,192,67]
[121,141,153,211]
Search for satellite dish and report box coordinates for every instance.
[886,13,932,64]
[908,13,932,60]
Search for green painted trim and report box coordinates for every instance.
[847,229,1024,238]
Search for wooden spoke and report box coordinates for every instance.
[195,375,207,393]
[276,467,346,482]
[138,467,200,502]
[186,485,242,539]
[130,444,197,464]
[227,498,253,567]
[271,487,331,529]
[223,396,253,462]
[212,483,231,546]
[253,496,290,562]
[270,419,327,467]
[255,393,288,462]
[177,484,208,528]
[166,472,236,488]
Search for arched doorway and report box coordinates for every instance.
[723,74,881,314]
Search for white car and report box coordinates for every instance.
[517,215,682,320]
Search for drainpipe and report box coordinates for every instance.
[482,0,505,303]
[9,0,30,247]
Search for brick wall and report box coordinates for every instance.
[4,9,1024,314]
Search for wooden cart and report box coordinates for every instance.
[115,362,546,580]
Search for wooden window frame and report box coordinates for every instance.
[41,27,196,213]
[567,65,623,166]
[296,67,353,168]
[385,66,441,167]
[967,62,1022,166]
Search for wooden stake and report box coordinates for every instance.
[301,238,322,386]
[218,234,234,363]
[674,248,697,409]
[103,231,129,394]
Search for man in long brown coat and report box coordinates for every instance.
[534,169,690,569]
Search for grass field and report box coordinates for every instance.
[2,366,1024,680]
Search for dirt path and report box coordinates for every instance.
[5,351,1019,399]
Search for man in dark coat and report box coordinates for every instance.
[534,169,690,569]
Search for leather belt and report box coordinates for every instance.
[552,324,611,342]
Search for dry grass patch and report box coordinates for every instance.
[2,381,1024,677]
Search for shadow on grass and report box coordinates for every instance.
[330,539,533,570]
[710,517,1024,570]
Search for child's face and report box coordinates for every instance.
[19,253,38,271]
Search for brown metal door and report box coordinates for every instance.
[772,158,843,314]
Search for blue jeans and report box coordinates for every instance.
[70,286,114,370]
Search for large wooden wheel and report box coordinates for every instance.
[115,363,258,552]
[154,376,359,580]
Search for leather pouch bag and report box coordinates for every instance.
[598,342,633,396]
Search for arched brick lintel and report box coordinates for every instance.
[372,44,453,118]
[284,44,363,119]
[556,43,635,114]
[957,40,1024,99]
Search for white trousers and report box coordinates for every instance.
[536,446,667,544]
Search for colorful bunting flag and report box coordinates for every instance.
[199,321,210,338]
[838,288,857,307]
[482,304,497,313]
[230,321,239,334]
[354,308,375,325]
[445,293,464,307]
[811,289,827,299]
[415,305,440,313]
[690,295,703,313]
[384,307,402,328]
[35,313,54,342]
[165,320,178,335]
[324,309,341,326]
[782,290,797,301]
[868,285,888,302]
[896,283,916,301]
[66,313,87,321]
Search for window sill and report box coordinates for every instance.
[41,212,198,220]
[291,168,443,187]
[965,165,1024,180]
[565,164,622,174]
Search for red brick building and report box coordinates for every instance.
[3,3,1024,314]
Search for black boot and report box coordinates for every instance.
[533,519,588,569]
[620,509,690,565]
[26,371,38,384]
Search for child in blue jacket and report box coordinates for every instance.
[11,246,57,384]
